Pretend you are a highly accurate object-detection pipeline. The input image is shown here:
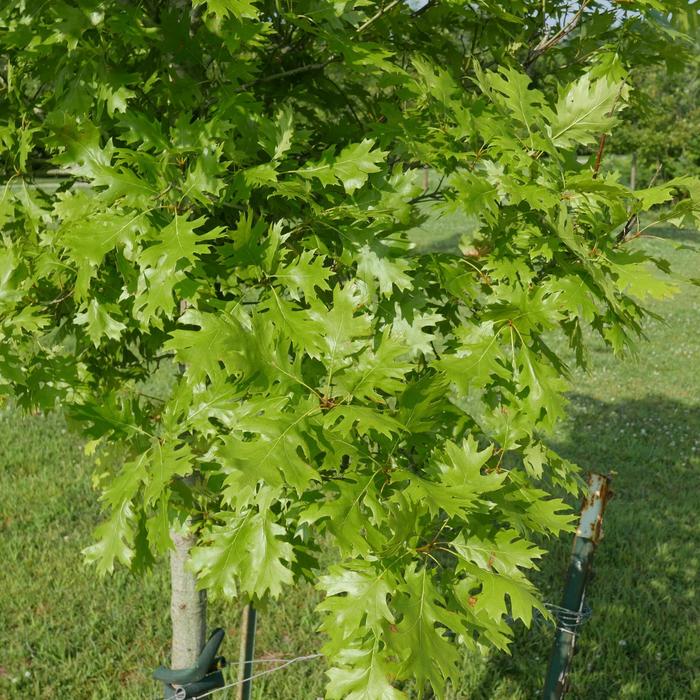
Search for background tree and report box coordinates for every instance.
[1,1,699,697]
[611,59,700,187]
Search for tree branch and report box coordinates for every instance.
[357,0,403,34]
[243,59,337,89]
[592,133,607,179]
[409,173,446,204]
[411,0,438,18]
[241,0,407,91]
[525,0,591,69]
[615,163,662,244]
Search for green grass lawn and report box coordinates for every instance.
[1,224,699,699]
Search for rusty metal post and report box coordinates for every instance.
[237,603,257,700]
[542,472,612,700]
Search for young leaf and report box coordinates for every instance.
[190,510,294,599]
[549,74,622,148]
[299,139,387,194]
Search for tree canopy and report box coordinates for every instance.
[612,58,700,184]
[1,1,700,697]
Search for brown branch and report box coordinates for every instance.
[614,213,638,245]
[592,133,607,179]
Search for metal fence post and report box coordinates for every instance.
[542,472,612,700]
[237,603,257,700]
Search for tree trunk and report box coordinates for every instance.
[630,151,637,191]
[170,527,207,668]
[169,298,207,669]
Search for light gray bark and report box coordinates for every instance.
[170,528,207,668]
[170,299,207,669]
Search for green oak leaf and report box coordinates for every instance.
[190,510,294,599]
[477,65,548,139]
[389,309,443,359]
[299,139,387,194]
[334,331,413,403]
[74,299,126,346]
[193,0,259,19]
[318,562,395,636]
[101,455,147,510]
[143,440,193,506]
[326,642,405,700]
[274,250,333,301]
[435,322,510,392]
[391,565,463,697]
[216,400,319,503]
[356,243,413,297]
[457,561,545,627]
[138,214,218,270]
[323,404,405,438]
[313,283,373,379]
[83,502,135,575]
[549,74,623,148]
[262,291,328,359]
[394,437,501,519]
[301,473,382,556]
[451,529,545,577]
[145,495,173,556]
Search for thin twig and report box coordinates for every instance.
[243,0,405,91]
[615,162,663,245]
[320,73,363,126]
[357,0,402,34]
[525,0,591,68]
[411,0,438,18]
[647,161,663,189]
[408,191,445,205]
[409,172,445,204]
[592,133,607,179]
[243,60,336,89]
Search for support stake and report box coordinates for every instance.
[237,603,257,700]
[542,472,612,700]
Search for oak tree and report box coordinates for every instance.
[1,1,699,697]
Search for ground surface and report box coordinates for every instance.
[1,224,699,699]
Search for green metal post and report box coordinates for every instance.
[542,473,612,700]
[237,603,257,700]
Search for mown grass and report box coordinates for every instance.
[1,224,699,699]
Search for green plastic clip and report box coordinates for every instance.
[153,628,227,699]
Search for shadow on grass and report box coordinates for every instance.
[458,393,700,700]
[2,391,698,698]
